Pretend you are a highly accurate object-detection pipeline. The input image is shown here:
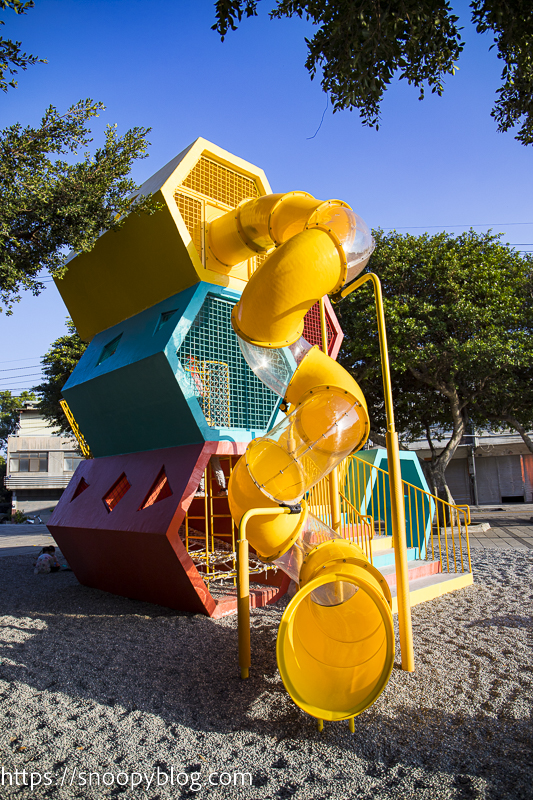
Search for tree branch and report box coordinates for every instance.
[503,415,533,455]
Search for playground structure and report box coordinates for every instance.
[48,138,473,730]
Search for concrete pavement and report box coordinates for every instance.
[0,523,56,558]
[468,504,533,550]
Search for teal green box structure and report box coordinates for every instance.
[347,449,434,558]
[62,282,281,458]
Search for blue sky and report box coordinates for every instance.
[1,0,532,394]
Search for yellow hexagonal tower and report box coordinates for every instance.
[56,138,272,342]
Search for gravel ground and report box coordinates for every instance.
[0,550,531,800]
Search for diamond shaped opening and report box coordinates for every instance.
[103,473,131,512]
[155,309,177,334]
[139,467,173,510]
[70,476,89,501]
[177,294,279,430]
[97,333,123,366]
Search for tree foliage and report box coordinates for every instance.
[469,360,533,453]
[336,229,533,499]
[0,99,159,313]
[471,0,533,145]
[0,0,45,93]
[33,319,87,434]
[0,388,35,450]
[0,3,160,313]
[213,0,533,143]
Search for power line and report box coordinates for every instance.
[0,380,43,389]
[0,373,43,382]
[0,356,41,365]
[382,222,533,229]
[0,364,41,373]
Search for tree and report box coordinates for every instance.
[0,3,160,313]
[470,363,533,453]
[0,100,159,313]
[213,0,533,144]
[0,388,35,451]
[0,1,45,93]
[336,228,533,502]
[33,319,87,434]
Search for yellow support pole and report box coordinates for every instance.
[237,507,293,679]
[237,535,250,679]
[319,297,342,534]
[338,273,414,672]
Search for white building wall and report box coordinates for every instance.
[4,404,83,520]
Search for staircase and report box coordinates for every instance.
[370,534,473,613]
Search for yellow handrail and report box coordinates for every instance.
[59,399,92,459]
[347,454,472,575]
[307,477,374,562]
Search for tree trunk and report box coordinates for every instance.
[503,415,533,454]
[415,386,467,525]
[421,458,456,506]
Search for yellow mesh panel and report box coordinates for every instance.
[174,192,203,258]
[182,156,259,207]
[249,251,271,277]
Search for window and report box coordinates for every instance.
[9,453,48,473]
[64,455,84,472]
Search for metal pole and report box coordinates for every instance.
[319,297,342,533]
[236,535,250,679]
[338,273,414,672]
[471,433,479,507]
[237,507,293,679]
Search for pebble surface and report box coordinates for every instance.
[0,550,531,799]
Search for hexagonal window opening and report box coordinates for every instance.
[177,294,279,430]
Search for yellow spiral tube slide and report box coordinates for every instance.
[278,537,394,721]
[216,192,394,721]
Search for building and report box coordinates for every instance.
[406,429,533,506]
[5,402,83,520]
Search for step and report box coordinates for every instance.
[378,559,441,587]
[210,584,286,619]
[390,571,474,614]
[372,547,419,568]
[370,535,393,553]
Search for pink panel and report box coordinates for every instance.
[302,296,344,360]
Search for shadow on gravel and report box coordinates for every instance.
[333,706,533,800]
[1,555,532,800]
[0,555,299,735]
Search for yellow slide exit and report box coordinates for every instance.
[215,192,394,722]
